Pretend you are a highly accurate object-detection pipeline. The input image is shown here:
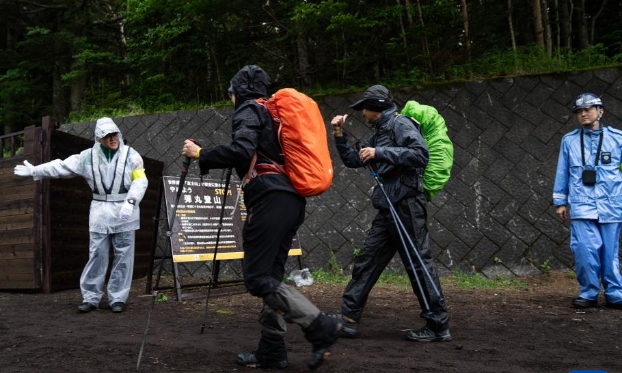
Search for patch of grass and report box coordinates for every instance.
[563,269,576,280]
[311,268,412,288]
[375,270,412,290]
[446,269,527,290]
[312,268,528,290]
[311,270,349,285]
[215,309,234,315]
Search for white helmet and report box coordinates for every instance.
[572,93,603,113]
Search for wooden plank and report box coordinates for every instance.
[0,184,34,202]
[0,228,33,245]
[0,271,37,283]
[0,200,34,217]
[0,243,34,259]
[0,173,33,186]
[0,279,37,289]
[0,258,35,272]
[0,213,34,231]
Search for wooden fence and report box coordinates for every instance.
[0,117,163,293]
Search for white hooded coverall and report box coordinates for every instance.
[29,118,148,307]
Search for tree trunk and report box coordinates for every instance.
[404,0,414,26]
[397,0,409,64]
[532,0,545,49]
[296,32,314,87]
[461,0,470,60]
[541,0,553,56]
[52,60,69,123]
[69,61,86,114]
[576,0,589,49]
[414,0,431,71]
[507,0,517,52]
[560,0,572,48]
[589,0,608,45]
[52,13,69,123]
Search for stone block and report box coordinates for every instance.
[437,239,471,269]
[517,193,549,225]
[457,158,488,187]
[481,264,516,279]
[499,174,533,204]
[450,216,484,248]
[484,155,514,184]
[477,214,512,247]
[433,195,465,228]
[506,215,541,245]
[493,137,525,164]
[474,177,506,205]
[466,236,498,270]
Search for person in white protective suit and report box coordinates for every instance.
[14,117,148,313]
[553,93,622,310]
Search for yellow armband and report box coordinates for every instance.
[131,168,147,180]
[195,148,201,159]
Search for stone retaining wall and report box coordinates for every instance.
[61,67,622,279]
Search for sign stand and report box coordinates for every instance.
[150,176,302,301]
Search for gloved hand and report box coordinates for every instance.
[14,160,35,177]
[119,200,134,221]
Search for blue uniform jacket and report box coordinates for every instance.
[553,126,622,222]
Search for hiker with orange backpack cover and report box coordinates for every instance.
[181,65,340,370]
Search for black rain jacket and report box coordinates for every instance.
[335,107,429,205]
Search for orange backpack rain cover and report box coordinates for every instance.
[261,88,333,197]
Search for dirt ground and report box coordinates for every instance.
[1,270,620,373]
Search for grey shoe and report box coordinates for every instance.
[339,315,360,338]
[111,302,126,313]
[77,302,96,313]
[405,326,452,342]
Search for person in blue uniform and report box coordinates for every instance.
[553,92,622,309]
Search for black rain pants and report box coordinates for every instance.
[341,193,449,331]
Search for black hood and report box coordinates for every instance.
[229,65,272,109]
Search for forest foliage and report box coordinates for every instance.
[0,0,621,133]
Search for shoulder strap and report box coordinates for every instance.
[377,114,420,146]
[401,114,423,134]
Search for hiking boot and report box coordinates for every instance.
[305,313,342,370]
[339,315,360,338]
[572,297,598,308]
[236,351,288,369]
[77,302,97,313]
[405,326,452,342]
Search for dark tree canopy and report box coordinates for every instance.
[0,0,621,132]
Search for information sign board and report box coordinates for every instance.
[163,176,301,262]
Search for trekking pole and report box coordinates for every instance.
[384,192,443,302]
[374,164,443,302]
[365,164,431,312]
[200,167,233,334]
[137,148,195,370]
